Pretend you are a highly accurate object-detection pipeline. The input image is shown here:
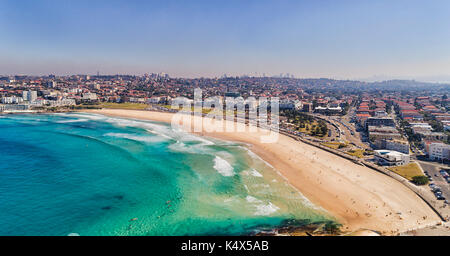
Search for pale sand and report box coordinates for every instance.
[84,109,441,235]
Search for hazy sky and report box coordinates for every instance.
[1,0,450,81]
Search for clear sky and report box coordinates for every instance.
[1,0,450,81]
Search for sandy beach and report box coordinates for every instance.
[85,108,441,235]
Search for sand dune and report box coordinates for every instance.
[84,109,441,235]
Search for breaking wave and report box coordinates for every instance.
[213,156,235,177]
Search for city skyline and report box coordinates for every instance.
[1,0,450,82]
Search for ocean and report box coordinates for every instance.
[0,113,333,235]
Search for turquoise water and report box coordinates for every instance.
[0,113,332,236]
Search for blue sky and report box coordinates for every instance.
[0,0,449,81]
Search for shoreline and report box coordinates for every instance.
[81,109,441,235]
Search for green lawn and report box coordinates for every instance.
[345,149,365,158]
[320,142,347,150]
[389,162,424,181]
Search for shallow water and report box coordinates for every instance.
[0,113,333,235]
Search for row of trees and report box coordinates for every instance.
[282,109,328,137]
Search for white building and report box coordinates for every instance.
[148,97,161,104]
[385,139,410,154]
[314,106,343,115]
[374,110,388,117]
[410,123,433,134]
[1,96,23,104]
[374,150,410,166]
[429,143,450,161]
[82,93,98,101]
[47,99,76,107]
[23,90,37,102]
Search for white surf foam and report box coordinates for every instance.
[213,156,235,177]
[56,118,89,123]
[245,196,279,216]
[249,169,263,177]
[105,133,168,144]
[254,202,280,216]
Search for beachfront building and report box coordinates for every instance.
[1,96,23,104]
[148,97,161,104]
[47,99,76,107]
[23,90,37,102]
[82,93,98,101]
[1,104,30,112]
[374,150,410,166]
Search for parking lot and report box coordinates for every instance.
[418,161,450,203]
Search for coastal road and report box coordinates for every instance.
[314,111,368,149]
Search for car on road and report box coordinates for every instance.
[437,195,445,200]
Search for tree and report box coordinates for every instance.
[412,176,429,185]
[320,124,328,135]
